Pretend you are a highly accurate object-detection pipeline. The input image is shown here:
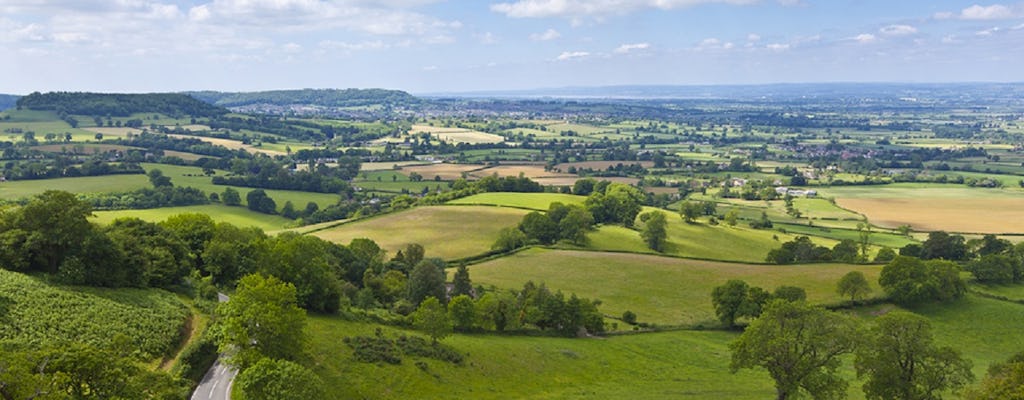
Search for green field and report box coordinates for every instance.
[307,317,777,400]
[468,248,882,326]
[0,269,189,360]
[774,223,917,249]
[140,163,342,210]
[0,174,150,200]
[311,206,531,260]
[448,192,586,210]
[93,204,295,230]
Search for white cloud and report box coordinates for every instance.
[879,24,917,36]
[747,33,761,42]
[1013,22,1024,30]
[477,32,498,44]
[765,43,789,51]
[283,42,302,53]
[959,4,1017,20]
[976,27,1001,36]
[491,0,759,19]
[852,33,877,44]
[614,42,650,53]
[556,50,590,61]
[529,28,561,41]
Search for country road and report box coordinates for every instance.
[191,293,236,400]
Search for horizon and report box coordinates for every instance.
[2,1,1023,94]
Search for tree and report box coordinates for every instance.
[966,353,1024,400]
[837,271,871,302]
[146,168,173,188]
[724,208,740,226]
[772,285,807,302]
[730,300,861,400]
[640,211,668,252]
[216,274,306,369]
[105,217,192,288]
[519,212,559,244]
[262,233,343,313]
[831,239,860,263]
[874,247,897,263]
[451,264,473,297]
[406,258,446,306]
[448,294,476,332]
[413,296,451,343]
[222,187,242,206]
[235,358,326,400]
[855,311,973,400]
[558,205,594,245]
[9,190,94,273]
[247,189,277,214]
[920,231,968,261]
[492,227,528,252]
[879,256,966,305]
[711,280,766,328]
[679,201,701,223]
[280,201,298,219]
[967,254,1021,284]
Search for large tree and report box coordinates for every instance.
[640,211,668,252]
[855,311,973,400]
[730,300,860,400]
[406,258,446,306]
[711,280,767,328]
[413,296,452,343]
[235,358,326,400]
[879,256,965,305]
[9,190,94,273]
[216,274,306,369]
[837,270,872,302]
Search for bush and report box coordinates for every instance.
[173,334,219,385]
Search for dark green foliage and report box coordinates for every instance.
[584,183,644,227]
[413,296,452,343]
[640,211,668,252]
[16,91,227,117]
[679,201,702,223]
[879,256,966,305]
[748,211,773,229]
[235,358,326,400]
[874,247,897,263]
[621,310,637,324]
[5,190,93,273]
[711,280,755,328]
[407,259,446,306]
[261,233,344,313]
[202,223,268,285]
[343,328,464,366]
[966,352,1024,400]
[831,239,860,263]
[190,88,420,108]
[519,211,559,244]
[160,213,216,270]
[451,264,473,297]
[216,274,306,369]
[773,285,807,302]
[766,236,832,264]
[147,168,173,188]
[967,254,1023,284]
[448,294,476,332]
[730,300,861,400]
[920,231,968,261]
[976,234,1012,257]
[855,311,974,400]
[492,227,529,252]
[221,187,242,206]
[837,271,872,302]
[80,186,210,210]
[246,189,278,214]
[172,334,219,385]
[104,217,193,288]
[557,205,594,245]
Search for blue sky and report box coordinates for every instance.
[1,0,1022,93]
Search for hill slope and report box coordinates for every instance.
[16,91,228,117]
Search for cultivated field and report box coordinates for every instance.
[836,197,1024,234]
[166,134,286,156]
[82,127,143,138]
[532,176,640,186]
[409,124,505,144]
[469,248,883,325]
[360,161,433,171]
[470,164,575,180]
[399,163,486,180]
[311,205,531,260]
[553,160,654,171]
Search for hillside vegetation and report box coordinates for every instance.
[16,92,228,117]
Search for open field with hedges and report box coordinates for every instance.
[93,204,294,230]
[448,192,586,210]
[468,248,883,326]
[311,206,531,260]
[0,174,150,200]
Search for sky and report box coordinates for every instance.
[1,0,1023,94]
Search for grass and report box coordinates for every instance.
[448,192,586,210]
[0,269,190,360]
[468,248,883,326]
[774,223,917,249]
[140,163,342,210]
[970,283,1024,301]
[306,317,777,400]
[0,174,150,200]
[93,204,295,231]
[310,206,531,260]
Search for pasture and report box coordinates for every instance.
[307,317,776,400]
[448,192,586,210]
[468,248,882,326]
[140,163,342,210]
[0,174,150,200]
[469,164,575,180]
[399,163,486,180]
[92,204,295,231]
[311,206,531,260]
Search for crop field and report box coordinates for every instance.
[553,161,655,171]
[0,269,190,360]
[0,174,150,200]
[31,143,142,154]
[468,248,883,326]
[311,206,531,260]
[166,134,286,156]
[307,317,778,400]
[410,124,505,144]
[360,161,434,171]
[447,192,586,210]
[82,126,143,138]
[400,163,487,180]
[532,176,640,186]
[93,204,295,230]
[836,197,1024,234]
[470,164,575,180]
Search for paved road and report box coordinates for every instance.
[191,293,236,400]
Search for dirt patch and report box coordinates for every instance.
[470,165,575,179]
[837,197,1024,234]
[532,176,641,186]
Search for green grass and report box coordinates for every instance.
[448,192,587,210]
[310,206,531,260]
[140,163,342,210]
[469,248,883,326]
[970,283,1024,301]
[306,317,777,400]
[774,223,917,249]
[0,174,150,200]
[0,269,190,360]
[93,204,295,231]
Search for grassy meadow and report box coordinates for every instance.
[448,192,586,210]
[311,206,531,260]
[0,174,150,200]
[468,248,883,326]
[93,204,295,230]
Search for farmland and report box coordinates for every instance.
[311,206,531,260]
[93,204,295,230]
